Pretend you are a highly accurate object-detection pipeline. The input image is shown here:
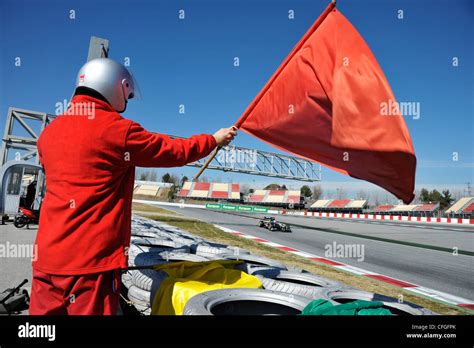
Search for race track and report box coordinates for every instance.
[161,205,474,301]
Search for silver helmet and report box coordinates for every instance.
[75,58,139,112]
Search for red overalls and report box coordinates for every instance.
[29,95,216,315]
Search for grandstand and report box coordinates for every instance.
[133,181,173,200]
[310,199,332,209]
[390,204,418,214]
[412,203,439,215]
[373,205,394,212]
[247,189,303,208]
[177,182,241,201]
[309,199,367,213]
[369,199,474,217]
[463,203,474,214]
[445,197,474,217]
[370,203,439,216]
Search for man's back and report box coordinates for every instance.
[34,95,134,275]
[33,94,218,275]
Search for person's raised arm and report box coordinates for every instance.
[124,121,237,168]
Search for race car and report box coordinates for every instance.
[258,216,291,232]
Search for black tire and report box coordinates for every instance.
[234,263,286,278]
[258,271,343,299]
[13,216,27,228]
[130,238,190,253]
[131,231,163,238]
[128,285,152,303]
[218,253,287,269]
[131,268,169,292]
[171,236,201,246]
[121,271,133,289]
[131,237,179,248]
[130,251,208,267]
[128,243,190,262]
[128,243,150,257]
[133,303,151,315]
[323,289,437,315]
[183,288,312,315]
[127,285,152,315]
[269,271,342,288]
[191,243,232,257]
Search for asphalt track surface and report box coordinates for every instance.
[0,223,35,314]
[163,206,474,300]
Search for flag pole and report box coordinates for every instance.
[193,145,222,181]
[193,0,337,181]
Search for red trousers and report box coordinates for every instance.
[29,269,121,315]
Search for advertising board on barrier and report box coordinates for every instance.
[237,206,253,212]
[205,203,268,213]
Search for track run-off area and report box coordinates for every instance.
[135,200,474,307]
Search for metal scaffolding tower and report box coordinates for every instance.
[0,108,55,166]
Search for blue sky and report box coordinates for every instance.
[0,0,472,199]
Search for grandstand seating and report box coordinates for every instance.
[463,203,474,214]
[373,205,394,212]
[328,199,350,208]
[247,189,303,207]
[177,182,241,201]
[134,184,160,197]
[370,203,440,216]
[345,200,368,209]
[287,191,302,204]
[391,204,417,212]
[133,181,173,199]
[446,197,473,214]
[248,189,266,203]
[309,199,367,212]
[446,197,474,216]
[190,182,210,198]
[310,199,332,209]
[413,203,438,212]
[179,181,192,197]
[266,190,286,203]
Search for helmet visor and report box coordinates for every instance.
[127,69,142,101]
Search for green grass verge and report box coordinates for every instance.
[132,202,177,215]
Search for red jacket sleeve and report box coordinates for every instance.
[125,121,217,167]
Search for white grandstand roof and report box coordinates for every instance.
[445,197,473,213]
[391,204,417,212]
[310,199,332,208]
[135,180,173,188]
[345,200,367,208]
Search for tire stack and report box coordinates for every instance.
[123,216,248,315]
[122,215,436,316]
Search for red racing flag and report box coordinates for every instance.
[236,2,416,203]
